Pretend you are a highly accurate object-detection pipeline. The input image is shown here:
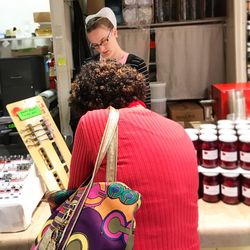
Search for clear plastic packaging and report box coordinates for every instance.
[150,82,166,99]
[138,0,153,6]
[123,7,138,26]
[124,0,137,5]
[138,6,153,25]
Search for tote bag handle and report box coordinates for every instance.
[59,106,119,248]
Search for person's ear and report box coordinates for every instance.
[113,28,118,38]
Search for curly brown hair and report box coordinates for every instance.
[68,60,146,116]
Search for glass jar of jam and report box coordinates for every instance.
[242,174,250,206]
[221,173,240,205]
[239,134,250,170]
[202,172,220,203]
[199,134,218,168]
[218,134,238,170]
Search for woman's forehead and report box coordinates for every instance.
[87,26,110,42]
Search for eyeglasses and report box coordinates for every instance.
[90,29,112,50]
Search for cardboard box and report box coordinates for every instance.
[167,102,204,122]
[211,82,250,119]
[33,12,51,23]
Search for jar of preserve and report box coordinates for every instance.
[202,172,220,203]
[218,134,238,170]
[239,134,250,170]
[221,173,240,205]
[199,134,218,168]
[242,174,250,206]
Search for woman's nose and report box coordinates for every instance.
[98,45,106,52]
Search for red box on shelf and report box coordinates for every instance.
[211,82,250,119]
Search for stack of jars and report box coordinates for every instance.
[185,119,250,206]
[201,172,250,205]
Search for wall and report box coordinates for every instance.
[0,0,50,34]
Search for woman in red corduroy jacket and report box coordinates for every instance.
[68,60,200,250]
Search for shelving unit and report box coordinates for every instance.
[0,36,52,42]
[118,17,226,29]
[199,165,250,174]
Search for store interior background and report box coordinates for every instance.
[0,0,51,58]
[0,0,247,137]
[0,0,50,33]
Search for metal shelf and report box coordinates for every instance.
[118,17,226,30]
[0,36,52,42]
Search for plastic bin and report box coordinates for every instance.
[150,82,166,99]
[151,98,167,114]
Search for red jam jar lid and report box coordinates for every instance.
[239,134,250,143]
[199,133,217,142]
[222,172,240,178]
[218,134,237,143]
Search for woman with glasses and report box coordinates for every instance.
[70,7,151,135]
